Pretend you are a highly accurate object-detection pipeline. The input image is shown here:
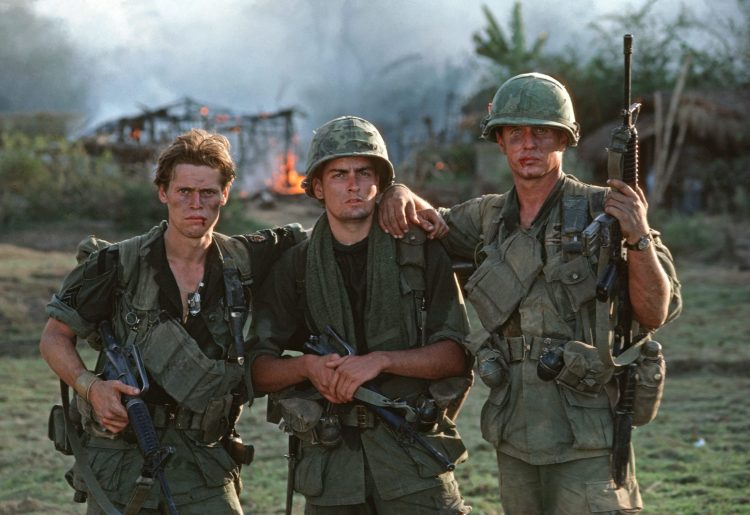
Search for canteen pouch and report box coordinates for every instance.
[48,405,73,455]
[632,345,666,426]
[277,397,324,443]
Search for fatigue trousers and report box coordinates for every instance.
[303,462,471,515]
[85,481,243,515]
[496,451,642,514]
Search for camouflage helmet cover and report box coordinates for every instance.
[480,72,580,146]
[302,116,395,197]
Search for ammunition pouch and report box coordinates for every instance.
[428,374,474,421]
[556,340,614,396]
[148,393,236,444]
[465,231,543,333]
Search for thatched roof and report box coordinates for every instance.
[578,89,750,164]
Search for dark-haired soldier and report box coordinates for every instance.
[250,116,472,514]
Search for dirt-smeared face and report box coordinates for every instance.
[158,163,229,239]
[497,126,568,183]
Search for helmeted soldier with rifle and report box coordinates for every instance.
[249,115,473,514]
[379,36,682,514]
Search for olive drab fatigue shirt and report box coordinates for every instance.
[46,222,304,508]
[249,220,470,506]
[439,174,682,465]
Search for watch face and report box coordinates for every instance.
[637,235,651,250]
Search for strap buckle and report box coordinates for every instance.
[356,405,369,428]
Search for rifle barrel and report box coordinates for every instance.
[624,34,633,116]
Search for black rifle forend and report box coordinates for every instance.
[608,33,640,489]
[305,325,456,472]
[98,321,180,515]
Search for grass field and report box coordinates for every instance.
[1,235,749,514]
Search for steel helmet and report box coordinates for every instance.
[302,116,395,197]
[480,72,580,146]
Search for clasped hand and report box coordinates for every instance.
[307,353,387,404]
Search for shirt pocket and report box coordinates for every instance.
[480,382,511,448]
[560,388,612,450]
[557,255,597,311]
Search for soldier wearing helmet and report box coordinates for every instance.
[301,115,395,198]
[379,73,682,514]
[250,116,473,513]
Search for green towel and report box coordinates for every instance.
[305,211,405,352]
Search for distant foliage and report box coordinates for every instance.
[0,133,124,223]
[474,1,750,139]
[0,132,269,233]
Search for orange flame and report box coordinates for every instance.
[267,150,306,195]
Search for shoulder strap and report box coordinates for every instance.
[213,233,253,286]
[397,225,427,346]
[59,382,122,515]
[214,234,254,364]
[293,239,313,332]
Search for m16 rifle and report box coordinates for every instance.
[581,34,641,488]
[305,325,456,472]
[99,320,180,515]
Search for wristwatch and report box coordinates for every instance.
[624,233,652,251]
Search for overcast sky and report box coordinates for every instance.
[31,0,738,127]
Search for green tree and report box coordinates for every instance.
[472,2,548,77]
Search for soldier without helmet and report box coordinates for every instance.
[41,129,306,513]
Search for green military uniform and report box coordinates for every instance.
[438,174,682,513]
[47,221,303,514]
[250,212,471,514]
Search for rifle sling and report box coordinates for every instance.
[60,380,123,515]
[593,248,648,368]
[352,387,417,418]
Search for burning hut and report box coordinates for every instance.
[81,97,307,195]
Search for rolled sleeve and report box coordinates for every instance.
[46,293,97,339]
[45,251,116,339]
[439,195,502,260]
